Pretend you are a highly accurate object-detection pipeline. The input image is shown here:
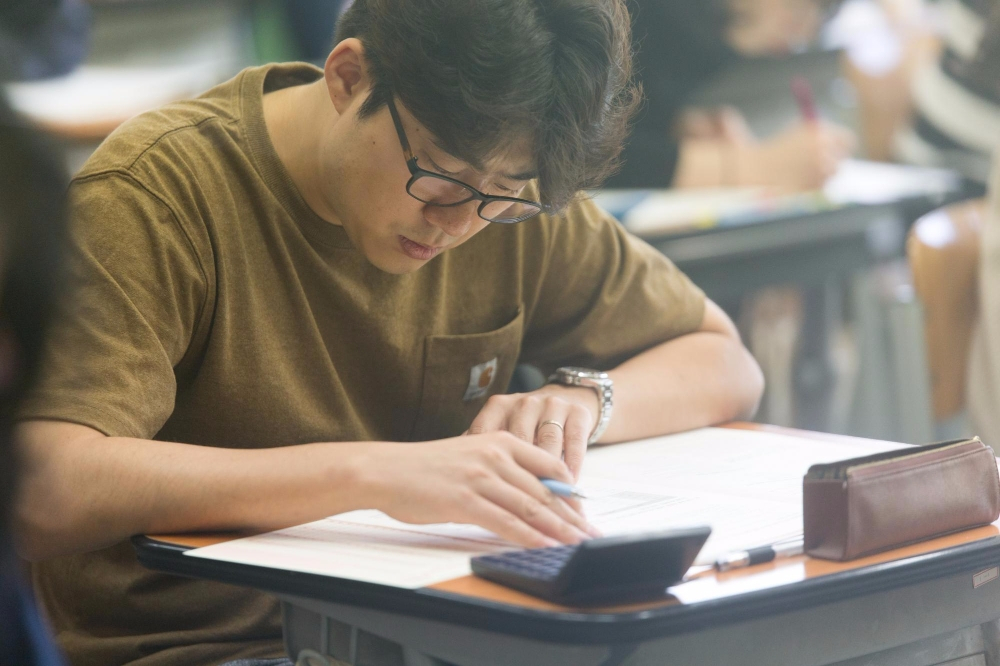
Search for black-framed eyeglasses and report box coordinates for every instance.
[387,96,546,224]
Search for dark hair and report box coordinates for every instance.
[335,0,640,211]
[0,98,66,534]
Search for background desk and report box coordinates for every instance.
[135,426,1000,666]
[597,181,982,439]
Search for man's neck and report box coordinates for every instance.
[262,79,341,225]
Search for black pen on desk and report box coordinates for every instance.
[539,478,588,499]
[714,538,804,572]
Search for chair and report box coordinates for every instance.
[848,198,984,444]
[907,198,985,425]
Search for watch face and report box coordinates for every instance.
[555,367,611,384]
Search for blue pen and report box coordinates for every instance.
[539,478,588,499]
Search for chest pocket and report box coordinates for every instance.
[410,306,525,441]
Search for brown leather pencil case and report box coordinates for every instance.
[803,437,1000,561]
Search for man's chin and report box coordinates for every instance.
[365,250,431,275]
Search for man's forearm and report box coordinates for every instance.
[15,420,595,559]
[14,421,375,560]
[602,331,763,444]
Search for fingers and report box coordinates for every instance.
[473,394,573,457]
[503,432,574,483]
[377,433,594,549]
[825,123,857,152]
[466,395,511,435]
[463,496,560,548]
[477,476,591,545]
[505,396,545,444]
[495,459,599,538]
[677,109,719,140]
[446,434,593,547]
[562,404,591,481]
[815,127,854,181]
[468,392,595,482]
[817,124,854,161]
[767,121,855,189]
[717,106,755,145]
[534,418,568,459]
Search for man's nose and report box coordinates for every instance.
[423,201,479,238]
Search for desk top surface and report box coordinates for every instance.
[136,424,1000,643]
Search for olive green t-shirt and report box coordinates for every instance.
[19,63,705,666]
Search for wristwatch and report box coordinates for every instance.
[546,367,613,445]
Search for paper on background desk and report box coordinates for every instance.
[5,64,226,127]
[593,159,961,237]
[186,427,902,589]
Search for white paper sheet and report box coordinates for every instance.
[590,159,961,237]
[186,427,903,588]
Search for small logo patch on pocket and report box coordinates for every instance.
[464,357,498,401]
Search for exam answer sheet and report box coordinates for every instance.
[187,427,900,588]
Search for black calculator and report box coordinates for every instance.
[470,526,711,605]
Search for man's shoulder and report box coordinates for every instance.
[74,69,250,182]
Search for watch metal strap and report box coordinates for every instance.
[588,380,613,445]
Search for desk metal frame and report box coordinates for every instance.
[136,526,1000,666]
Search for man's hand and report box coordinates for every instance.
[16,422,600,559]
[361,432,599,548]
[466,385,598,480]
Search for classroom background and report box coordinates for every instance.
[4,0,996,447]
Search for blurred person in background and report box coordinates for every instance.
[0,96,68,665]
[957,4,1000,451]
[283,0,349,65]
[1,2,83,664]
[895,0,1000,183]
[0,0,89,81]
[606,0,856,191]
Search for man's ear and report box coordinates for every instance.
[324,38,371,115]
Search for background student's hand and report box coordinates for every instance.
[677,106,755,144]
[738,120,856,192]
[672,113,854,191]
[361,432,599,548]
[465,385,599,481]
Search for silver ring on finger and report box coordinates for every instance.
[538,420,565,433]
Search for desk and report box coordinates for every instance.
[600,180,982,435]
[135,425,1000,666]
[5,0,254,174]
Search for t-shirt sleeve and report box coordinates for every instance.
[16,173,210,439]
[520,197,705,374]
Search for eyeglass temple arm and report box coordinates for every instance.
[387,97,417,163]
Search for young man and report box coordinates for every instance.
[14,1,764,664]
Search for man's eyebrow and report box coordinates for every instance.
[426,137,535,182]
[428,137,485,172]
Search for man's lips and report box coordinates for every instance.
[399,235,445,260]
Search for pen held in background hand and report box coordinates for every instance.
[791,76,818,123]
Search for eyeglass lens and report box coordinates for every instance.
[408,175,541,223]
